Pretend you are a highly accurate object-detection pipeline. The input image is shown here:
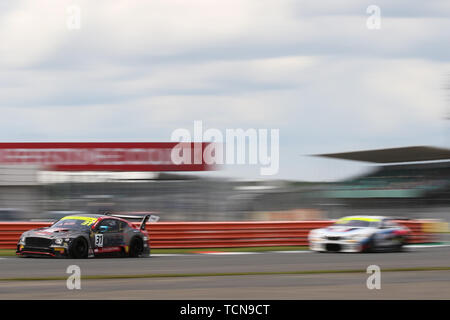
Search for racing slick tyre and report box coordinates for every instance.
[129,237,144,258]
[393,237,406,252]
[69,237,89,259]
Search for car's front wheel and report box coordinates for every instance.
[69,237,89,259]
[362,237,377,253]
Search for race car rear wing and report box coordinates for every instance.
[108,214,160,230]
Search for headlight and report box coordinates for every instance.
[54,238,64,245]
[309,232,324,241]
[18,236,26,245]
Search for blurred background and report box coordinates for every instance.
[1,1,450,225]
[2,145,450,223]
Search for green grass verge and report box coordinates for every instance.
[0,246,309,257]
[0,249,16,256]
[0,266,449,282]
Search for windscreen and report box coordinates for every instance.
[51,216,98,230]
[334,218,379,228]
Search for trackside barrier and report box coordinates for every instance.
[0,220,438,249]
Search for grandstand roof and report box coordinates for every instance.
[315,146,450,164]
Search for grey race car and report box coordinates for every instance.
[16,213,151,258]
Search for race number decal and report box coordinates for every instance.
[95,234,103,248]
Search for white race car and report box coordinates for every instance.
[308,216,410,253]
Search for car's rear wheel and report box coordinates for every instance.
[69,237,88,259]
[129,237,144,258]
[393,237,405,252]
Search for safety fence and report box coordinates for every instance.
[0,220,441,249]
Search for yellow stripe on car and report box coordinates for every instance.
[60,216,98,226]
[335,217,381,223]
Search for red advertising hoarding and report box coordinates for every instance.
[0,143,213,172]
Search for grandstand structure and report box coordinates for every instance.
[312,146,450,221]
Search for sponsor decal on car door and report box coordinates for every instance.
[98,219,125,253]
[95,234,103,248]
[375,230,395,247]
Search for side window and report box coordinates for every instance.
[98,219,120,233]
[371,221,381,228]
[118,221,128,232]
[381,220,397,228]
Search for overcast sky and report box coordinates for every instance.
[1,1,449,181]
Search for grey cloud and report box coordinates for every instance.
[0,1,448,180]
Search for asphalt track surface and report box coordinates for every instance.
[0,246,449,299]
